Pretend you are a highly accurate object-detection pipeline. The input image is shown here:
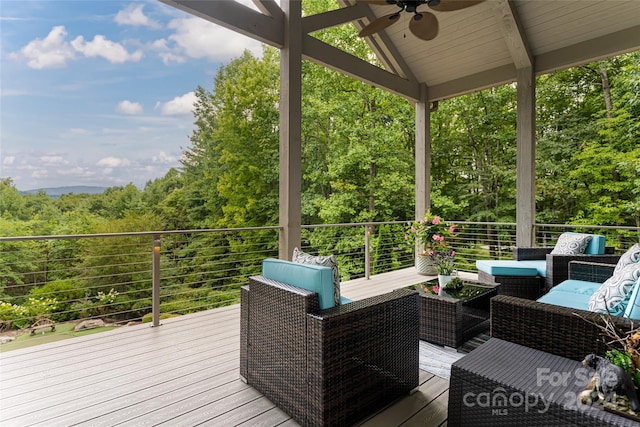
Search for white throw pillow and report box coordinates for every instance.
[550,233,592,255]
[615,243,640,273]
[588,262,640,315]
[292,247,341,306]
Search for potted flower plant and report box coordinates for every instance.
[405,212,457,276]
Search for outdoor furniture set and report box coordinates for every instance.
[449,242,640,426]
[240,236,640,426]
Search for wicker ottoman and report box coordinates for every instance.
[448,338,638,426]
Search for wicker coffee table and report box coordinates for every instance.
[413,281,497,348]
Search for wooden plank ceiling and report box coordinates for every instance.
[162,0,640,102]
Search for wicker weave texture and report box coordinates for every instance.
[491,295,639,361]
[449,338,638,426]
[241,276,419,426]
[477,270,543,300]
[418,286,496,348]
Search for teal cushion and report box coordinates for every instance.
[517,260,547,278]
[476,260,539,277]
[340,296,353,305]
[551,279,602,296]
[623,277,640,320]
[537,289,592,311]
[583,233,606,255]
[262,258,335,309]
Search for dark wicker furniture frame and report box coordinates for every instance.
[477,270,543,300]
[449,338,638,426]
[417,284,497,348]
[491,261,638,362]
[240,276,419,427]
[515,246,619,292]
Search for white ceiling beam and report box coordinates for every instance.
[490,0,532,69]
[252,0,282,18]
[160,0,284,48]
[302,35,421,101]
[428,63,516,101]
[535,25,640,75]
[302,4,367,34]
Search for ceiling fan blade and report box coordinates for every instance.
[359,13,400,37]
[409,12,438,41]
[428,0,484,12]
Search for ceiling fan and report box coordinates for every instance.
[358,0,485,41]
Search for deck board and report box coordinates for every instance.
[0,268,476,427]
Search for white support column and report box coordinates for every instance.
[516,67,536,247]
[415,83,431,220]
[279,0,302,260]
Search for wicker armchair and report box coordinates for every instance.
[240,276,419,427]
[491,261,638,362]
[514,246,619,292]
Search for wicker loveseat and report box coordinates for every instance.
[240,259,419,426]
[491,260,639,361]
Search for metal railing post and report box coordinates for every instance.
[152,235,161,327]
[364,225,372,279]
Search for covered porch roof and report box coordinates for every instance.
[161,0,640,257]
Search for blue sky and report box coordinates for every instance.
[1,0,263,191]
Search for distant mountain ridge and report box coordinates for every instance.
[21,186,107,198]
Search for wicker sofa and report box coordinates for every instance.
[239,260,419,426]
[491,260,638,361]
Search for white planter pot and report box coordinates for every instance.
[438,274,453,292]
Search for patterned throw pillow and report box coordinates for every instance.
[614,243,640,273]
[550,233,592,255]
[588,263,640,315]
[292,247,341,306]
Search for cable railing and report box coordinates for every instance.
[0,221,638,340]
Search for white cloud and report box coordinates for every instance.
[97,157,131,168]
[3,156,15,165]
[40,156,68,165]
[10,26,76,69]
[157,91,196,116]
[115,4,161,28]
[71,35,143,64]
[116,100,144,115]
[152,151,177,164]
[166,17,262,62]
[32,170,48,178]
[58,167,95,177]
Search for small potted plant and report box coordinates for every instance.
[404,212,457,275]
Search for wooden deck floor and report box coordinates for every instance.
[0,268,474,426]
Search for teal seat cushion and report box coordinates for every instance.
[551,279,602,296]
[476,260,539,277]
[517,260,547,278]
[340,296,353,305]
[537,289,592,311]
[262,258,335,309]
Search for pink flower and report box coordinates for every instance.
[431,216,440,225]
[432,235,444,242]
[411,226,417,233]
[451,251,456,256]
[432,285,439,294]
[449,225,456,234]
[404,234,409,240]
